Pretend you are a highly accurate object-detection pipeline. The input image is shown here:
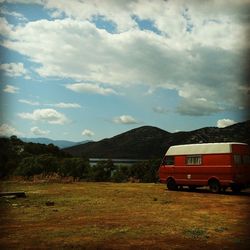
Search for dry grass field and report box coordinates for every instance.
[0,181,250,249]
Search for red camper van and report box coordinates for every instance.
[158,143,250,193]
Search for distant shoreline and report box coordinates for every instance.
[89,158,147,166]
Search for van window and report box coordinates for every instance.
[234,155,242,165]
[186,155,202,165]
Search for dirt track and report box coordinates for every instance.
[0,181,250,249]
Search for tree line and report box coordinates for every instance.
[0,136,160,183]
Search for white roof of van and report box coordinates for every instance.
[166,142,247,156]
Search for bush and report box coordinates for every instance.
[130,159,161,183]
[15,156,43,177]
[111,165,130,183]
[58,158,89,179]
[37,154,59,174]
[87,160,114,181]
[0,137,21,177]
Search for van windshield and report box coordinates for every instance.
[163,156,174,165]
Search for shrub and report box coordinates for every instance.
[58,158,89,179]
[130,159,161,183]
[87,160,114,181]
[15,156,43,177]
[111,165,130,183]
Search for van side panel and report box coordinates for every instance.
[175,164,233,186]
[203,154,231,165]
[175,156,185,166]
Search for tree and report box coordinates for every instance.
[87,160,114,181]
[0,137,20,178]
[37,154,59,174]
[111,165,130,183]
[58,158,89,179]
[15,156,43,177]
[131,159,161,183]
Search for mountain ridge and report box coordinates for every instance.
[63,120,250,159]
[21,137,91,149]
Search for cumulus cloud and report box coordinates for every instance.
[176,98,224,116]
[18,108,69,125]
[0,8,28,22]
[3,84,19,93]
[66,83,119,96]
[0,123,22,137]
[40,0,249,47]
[19,99,40,106]
[30,126,50,136]
[44,0,136,32]
[82,129,94,137]
[18,100,81,108]
[153,106,169,114]
[1,1,249,115]
[0,17,13,36]
[217,119,237,128]
[51,102,81,108]
[0,62,29,78]
[113,115,138,124]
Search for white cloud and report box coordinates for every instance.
[0,62,29,78]
[30,126,50,136]
[19,99,40,106]
[66,83,119,96]
[113,115,138,124]
[0,123,22,137]
[43,0,136,32]
[18,100,81,108]
[0,0,43,4]
[153,106,169,114]
[18,108,69,125]
[51,102,81,108]
[82,129,94,137]
[217,119,237,128]
[176,97,224,116]
[2,18,245,114]
[0,8,28,21]
[1,1,249,115]
[3,84,19,93]
[0,17,13,36]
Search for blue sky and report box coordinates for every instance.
[0,0,249,141]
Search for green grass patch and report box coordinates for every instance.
[183,228,208,239]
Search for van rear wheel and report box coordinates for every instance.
[167,178,177,191]
[209,179,221,193]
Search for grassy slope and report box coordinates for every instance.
[0,182,250,249]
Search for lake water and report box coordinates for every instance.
[89,158,146,167]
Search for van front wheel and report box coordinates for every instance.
[209,179,221,193]
[188,185,196,191]
[167,178,177,191]
[231,184,241,193]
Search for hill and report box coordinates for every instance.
[64,120,250,159]
[21,137,90,149]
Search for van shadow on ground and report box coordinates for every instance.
[166,187,250,196]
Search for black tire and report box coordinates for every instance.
[188,185,196,191]
[209,179,221,193]
[167,178,177,191]
[231,184,241,193]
